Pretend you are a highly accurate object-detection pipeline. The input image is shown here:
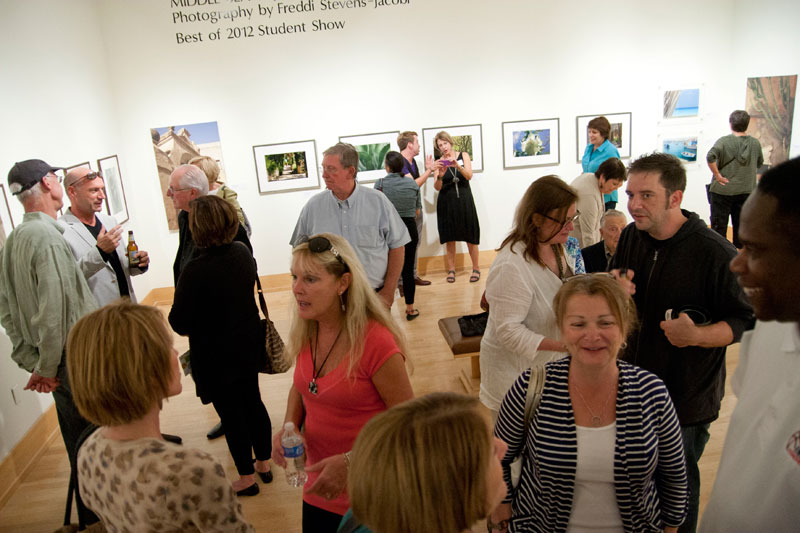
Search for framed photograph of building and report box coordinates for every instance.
[97,155,130,224]
[338,131,400,183]
[253,140,320,195]
[575,112,632,162]
[501,118,560,169]
[421,124,484,172]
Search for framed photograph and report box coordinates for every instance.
[338,131,400,183]
[421,124,484,172]
[576,112,632,162]
[61,161,93,214]
[663,88,700,119]
[501,118,560,169]
[0,184,15,245]
[253,140,320,195]
[97,155,130,224]
[658,126,704,168]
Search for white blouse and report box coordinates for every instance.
[479,241,573,412]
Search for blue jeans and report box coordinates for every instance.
[679,423,710,533]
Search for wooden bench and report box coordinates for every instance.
[438,316,482,393]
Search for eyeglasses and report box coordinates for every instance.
[167,185,192,195]
[544,211,580,227]
[301,236,349,271]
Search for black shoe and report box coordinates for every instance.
[207,422,224,440]
[236,483,259,497]
[406,310,420,321]
[256,470,273,484]
[162,433,182,445]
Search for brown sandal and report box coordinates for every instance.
[469,270,481,283]
[446,270,456,283]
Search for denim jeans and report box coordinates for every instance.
[679,423,711,533]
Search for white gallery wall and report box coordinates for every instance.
[0,0,798,459]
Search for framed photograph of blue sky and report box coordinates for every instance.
[664,88,700,118]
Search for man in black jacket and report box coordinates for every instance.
[609,153,753,533]
[582,209,626,272]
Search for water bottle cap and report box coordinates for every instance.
[284,422,295,431]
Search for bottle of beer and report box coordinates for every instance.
[127,230,140,266]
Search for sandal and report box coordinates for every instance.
[406,310,420,321]
[446,270,456,283]
[469,269,481,283]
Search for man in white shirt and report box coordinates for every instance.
[700,156,800,532]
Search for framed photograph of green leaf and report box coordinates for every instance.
[502,117,560,169]
[253,140,320,195]
[338,131,400,183]
[421,124,484,172]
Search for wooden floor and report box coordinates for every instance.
[0,264,738,532]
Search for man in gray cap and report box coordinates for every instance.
[0,159,98,527]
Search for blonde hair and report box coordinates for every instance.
[286,233,407,377]
[349,393,492,533]
[553,273,638,340]
[67,302,175,426]
[189,155,220,184]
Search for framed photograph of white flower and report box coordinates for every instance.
[253,140,320,195]
[97,155,130,224]
[575,112,632,162]
[338,131,400,183]
[421,124,484,172]
[501,118,560,169]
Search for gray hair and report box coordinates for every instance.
[601,209,626,227]
[174,164,209,195]
[16,182,43,204]
[323,143,359,178]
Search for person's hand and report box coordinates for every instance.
[424,154,434,171]
[271,429,287,468]
[134,250,150,268]
[610,268,636,295]
[24,372,59,393]
[378,286,394,308]
[415,208,421,217]
[660,312,699,347]
[96,224,123,253]
[714,174,729,185]
[305,454,348,501]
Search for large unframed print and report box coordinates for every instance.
[97,155,129,224]
[421,124,484,172]
[745,74,797,168]
[501,118,560,169]
[151,121,226,230]
[252,140,320,195]
[338,131,400,183]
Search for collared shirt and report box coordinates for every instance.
[0,212,97,377]
[290,185,410,289]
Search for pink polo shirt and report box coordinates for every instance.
[293,320,402,515]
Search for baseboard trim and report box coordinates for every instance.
[141,251,498,305]
[0,405,59,509]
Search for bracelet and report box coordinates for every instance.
[343,451,352,469]
[487,517,508,531]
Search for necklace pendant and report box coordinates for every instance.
[309,381,318,395]
[591,415,602,426]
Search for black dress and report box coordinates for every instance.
[436,152,480,244]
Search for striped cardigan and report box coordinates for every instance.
[495,358,687,532]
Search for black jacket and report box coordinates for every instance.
[582,240,610,273]
[609,210,753,425]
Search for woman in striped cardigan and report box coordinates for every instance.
[490,274,687,533]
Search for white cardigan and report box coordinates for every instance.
[479,241,576,412]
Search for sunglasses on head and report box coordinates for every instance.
[302,236,349,271]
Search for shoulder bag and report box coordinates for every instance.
[255,277,290,374]
[510,364,546,488]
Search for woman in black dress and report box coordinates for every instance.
[432,131,481,283]
[169,195,273,497]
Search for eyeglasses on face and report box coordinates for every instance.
[167,185,192,195]
[300,236,349,271]
[544,211,581,227]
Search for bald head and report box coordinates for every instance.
[65,167,106,219]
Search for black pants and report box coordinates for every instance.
[211,372,271,476]
[709,192,749,248]
[400,217,419,305]
[302,501,344,533]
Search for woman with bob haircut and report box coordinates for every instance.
[340,392,508,533]
[68,301,254,531]
[374,150,422,320]
[431,130,481,283]
[491,274,688,532]
[169,194,272,497]
[271,232,414,532]
[479,176,584,421]
[582,116,622,210]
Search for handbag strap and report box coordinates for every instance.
[523,365,545,431]
[255,277,270,320]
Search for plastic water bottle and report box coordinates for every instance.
[281,422,307,486]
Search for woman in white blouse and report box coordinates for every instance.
[479,176,584,419]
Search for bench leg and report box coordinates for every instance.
[470,355,480,379]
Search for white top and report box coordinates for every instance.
[479,241,572,411]
[567,422,624,532]
[569,172,604,248]
[699,321,800,532]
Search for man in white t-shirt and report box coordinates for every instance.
[700,156,800,532]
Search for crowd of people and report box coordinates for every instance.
[1,114,798,532]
